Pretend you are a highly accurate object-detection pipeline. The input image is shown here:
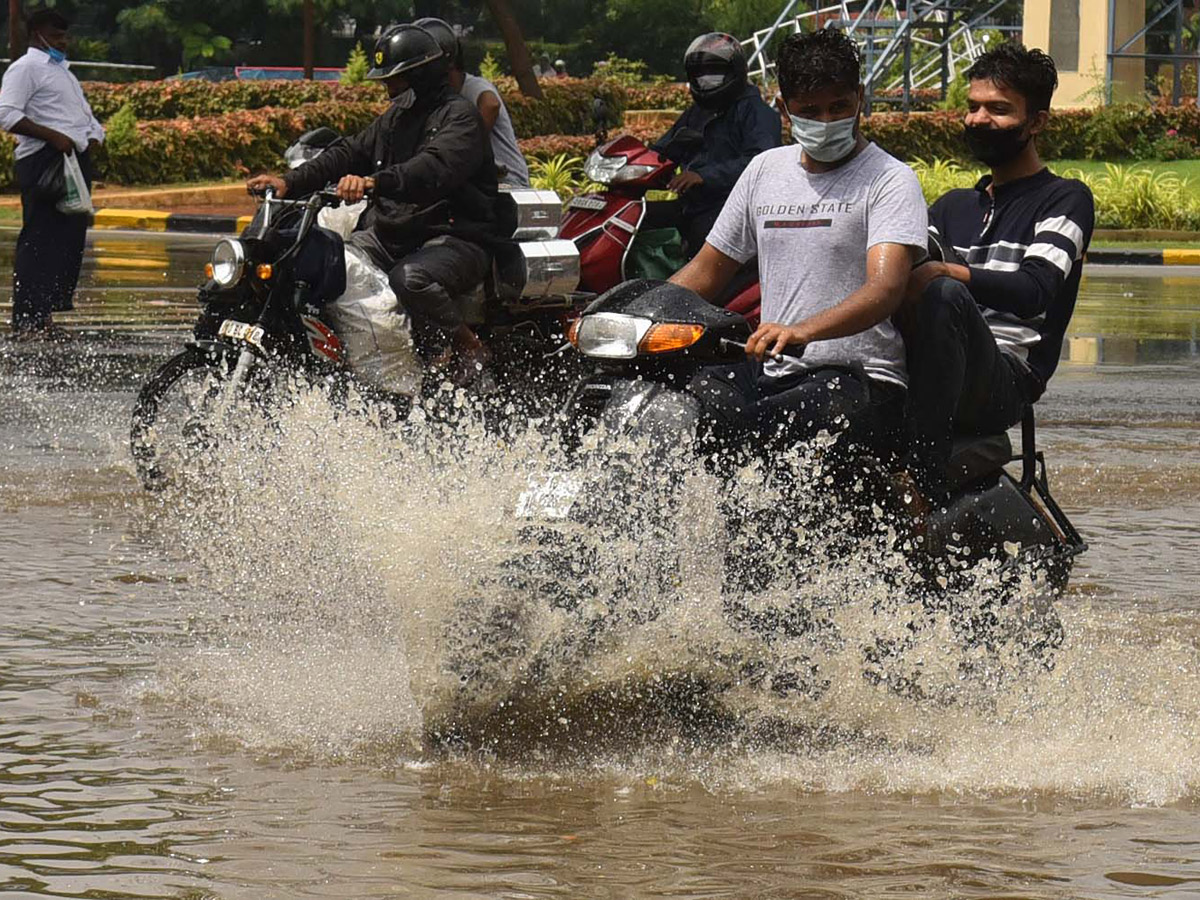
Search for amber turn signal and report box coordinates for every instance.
[639,323,704,353]
[204,262,214,279]
[566,317,581,346]
[256,264,274,281]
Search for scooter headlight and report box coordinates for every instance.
[575,312,653,359]
[210,239,246,289]
[610,164,656,184]
[584,148,627,185]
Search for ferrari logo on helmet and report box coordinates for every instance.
[375,50,384,65]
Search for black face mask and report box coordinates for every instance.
[963,122,1031,167]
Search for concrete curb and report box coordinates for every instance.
[1086,248,1200,266]
[91,208,253,234]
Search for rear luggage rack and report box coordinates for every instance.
[1017,407,1087,556]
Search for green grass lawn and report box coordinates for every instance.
[1048,158,1200,180]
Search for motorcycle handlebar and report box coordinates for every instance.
[719,337,806,365]
[247,186,372,206]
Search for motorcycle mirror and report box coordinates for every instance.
[295,126,341,148]
[591,96,609,126]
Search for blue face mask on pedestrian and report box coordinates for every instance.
[38,36,67,64]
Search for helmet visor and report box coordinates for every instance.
[693,73,728,90]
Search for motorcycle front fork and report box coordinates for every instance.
[230,349,257,388]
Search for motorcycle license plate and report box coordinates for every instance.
[515,472,582,520]
[568,196,607,212]
[218,319,265,349]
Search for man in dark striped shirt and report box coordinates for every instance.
[900,43,1094,500]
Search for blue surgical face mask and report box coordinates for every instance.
[788,110,859,163]
[37,36,67,64]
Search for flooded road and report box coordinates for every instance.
[2,230,1200,899]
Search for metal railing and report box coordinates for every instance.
[741,0,1021,112]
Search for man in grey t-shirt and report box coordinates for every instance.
[671,28,927,455]
[459,71,530,187]
[416,18,530,187]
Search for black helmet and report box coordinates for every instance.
[367,24,448,91]
[684,32,747,110]
[414,17,463,70]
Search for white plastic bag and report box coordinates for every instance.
[57,151,92,216]
[325,246,421,396]
[317,199,366,241]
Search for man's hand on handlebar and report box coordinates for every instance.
[667,170,704,195]
[246,174,287,197]
[745,322,809,362]
[336,175,375,204]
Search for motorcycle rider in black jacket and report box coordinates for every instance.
[644,33,781,258]
[246,24,502,375]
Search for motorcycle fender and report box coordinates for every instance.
[599,379,703,449]
[935,471,1062,556]
[562,197,645,294]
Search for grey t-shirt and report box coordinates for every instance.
[707,142,928,385]
[461,73,530,188]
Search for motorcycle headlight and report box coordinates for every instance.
[610,164,657,184]
[583,149,627,185]
[574,312,652,359]
[210,239,246,289]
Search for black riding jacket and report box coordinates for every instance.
[651,83,781,216]
[283,85,503,255]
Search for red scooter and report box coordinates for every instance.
[558,134,762,326]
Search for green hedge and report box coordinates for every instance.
[1,100,1194,191]
[624,81,691,110]
[81,80,386,121]
[80,76,627,138]
[484,76,627,136]
[65,102,380,186]
[862,105,1200,163]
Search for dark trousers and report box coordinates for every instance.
[349,228,489,344]
[643,200,721,259]
[689,359,906,462]
[11,147,93,331]
[902,277,1037,496]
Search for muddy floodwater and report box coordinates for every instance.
[2,230,1200,899]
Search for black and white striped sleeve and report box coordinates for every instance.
[1027,184,1094,276]
[969,182,1094,319]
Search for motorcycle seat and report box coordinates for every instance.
[946,431,1013,489]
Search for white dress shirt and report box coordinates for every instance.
[0,48,105,160]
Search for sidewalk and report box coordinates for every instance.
[1086,248,1200,265]
[0,180,256,235]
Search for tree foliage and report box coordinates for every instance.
[340,42,370,84]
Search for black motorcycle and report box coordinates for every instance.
[496,279,1086,697]
[130,169,589,490]
[129,187,361,490]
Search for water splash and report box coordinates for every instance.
[142,380,1200,804]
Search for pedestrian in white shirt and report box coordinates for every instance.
[0,9,105,339]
